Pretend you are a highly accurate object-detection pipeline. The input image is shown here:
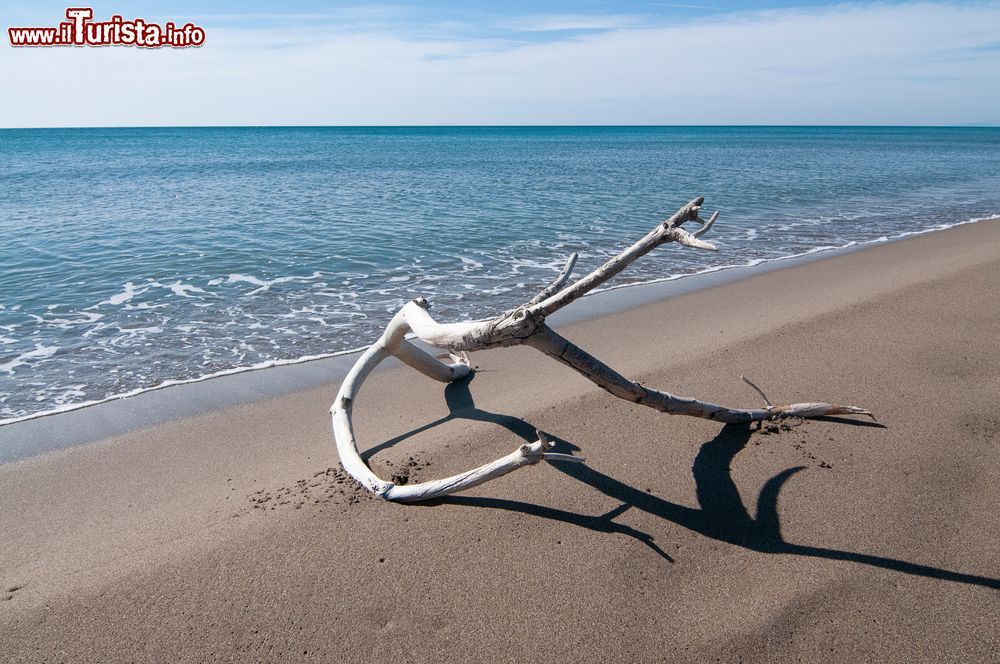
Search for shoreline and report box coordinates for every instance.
[2,213,996,463]
[2,217,999,662]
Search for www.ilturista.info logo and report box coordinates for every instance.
[8,8,205,48]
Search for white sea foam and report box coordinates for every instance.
[459,256,483,269]
[45,311,104,327]
[161,281,207,298]
[89,279,206,308]
[53,385,87,404]
[225,273,269,287]
[218,272,321,295]
[100,282,139,306]
[0,344,59,375]
[117,325,164,338]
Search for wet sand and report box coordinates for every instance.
[1,219,999,662]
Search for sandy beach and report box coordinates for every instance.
[1,219,999,662]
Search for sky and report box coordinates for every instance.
[1,1,999,127]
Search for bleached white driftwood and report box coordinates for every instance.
[330,197,872,503]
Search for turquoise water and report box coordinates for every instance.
[1,126,998,423]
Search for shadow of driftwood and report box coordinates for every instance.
[363,374,673,561]
[380,375,999,590]
[806,414,887,428]
[361,372,538,461]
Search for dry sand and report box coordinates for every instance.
[1,220,999,662]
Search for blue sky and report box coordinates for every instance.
[2,1,999,126]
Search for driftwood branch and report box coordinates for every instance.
[527,252,578,306]
[330,197,872,502]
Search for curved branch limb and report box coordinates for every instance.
[528,197,713,318]
[380,435,584,503]
[741,374,773,408]
[693,210,719,238]
[527,252,578,306]
[668,227,718,251]
[330,307,581,502]
[398,299,543,352]
[525,324,872,423]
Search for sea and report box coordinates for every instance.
[1,126,998,425]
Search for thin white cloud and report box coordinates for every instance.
[647,3,721,9]
[185,5,415,25]
[1,1,999,126]
[498,13,645,32]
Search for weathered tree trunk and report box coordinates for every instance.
[331,198,872,502]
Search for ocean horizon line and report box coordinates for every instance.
[3,123,999,131]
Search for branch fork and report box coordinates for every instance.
[330,198,873,502]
